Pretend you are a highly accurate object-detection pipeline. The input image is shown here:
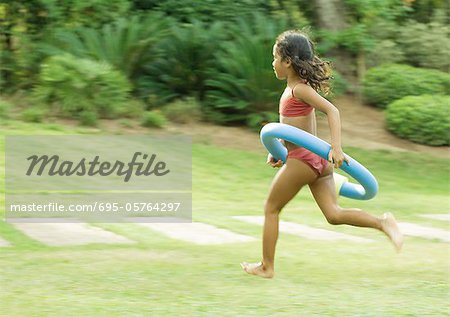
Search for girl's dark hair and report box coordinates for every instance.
[275,30,332,94]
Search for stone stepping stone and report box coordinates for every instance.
[232,216,373,243]
[419,214,450,222]
[398,222,450,242]
[137,222,256,245]
[0,237,11,247]
[11,221,135,246]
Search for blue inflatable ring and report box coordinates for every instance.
[260,123,378,200]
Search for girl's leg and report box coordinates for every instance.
[241,158,318,278]
[308,165,403,251]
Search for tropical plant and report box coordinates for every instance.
[204,13,289,124]
[39,13,170,81]
[136,19,225,105]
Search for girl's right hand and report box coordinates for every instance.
[266,153,283,168]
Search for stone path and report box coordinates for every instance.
[137,222,256,245]
[419,214,450,221]
[398,222,450,243]
[232,216,373,243]
[4,215,450,247]
[0,237,11,247]
[11,221,135,246]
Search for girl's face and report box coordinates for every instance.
[272,43,290,80]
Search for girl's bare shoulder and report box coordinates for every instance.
[292,82,317,101]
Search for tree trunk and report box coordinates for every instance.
[314,0,348,32]
[313,0,357,93]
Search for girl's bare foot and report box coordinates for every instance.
[381,212,404,252]
[240,262,274,278]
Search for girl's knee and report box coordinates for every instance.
[324,206,343,225]
[264,200,283,215]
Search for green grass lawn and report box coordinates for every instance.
[0,120,449,316]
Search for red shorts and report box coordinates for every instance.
[287,147,328,176]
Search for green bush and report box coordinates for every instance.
[1,1,132,93]
[78,111,97,127]
[33,54,131,118]
[22,108,45,123]
[246,112,279,131]
[141,111,167,128]
[119,119,134,128]
[1,33,44,93]
[363,64,450,108]
[0,99,13,119]
[117,99,146,119]
[160,98,202,124]
[136,0,270,24]
[385,95,450,146]
[329,70,350,97]
[366,39,405,68]
[64,0,131,29]
[398,19,449,71]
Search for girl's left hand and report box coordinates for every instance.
[328,146,349,168]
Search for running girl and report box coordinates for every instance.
[241,30,403,278]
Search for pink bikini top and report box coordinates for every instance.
[279,82,314,117]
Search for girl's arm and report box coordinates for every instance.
[293,84,348,168]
